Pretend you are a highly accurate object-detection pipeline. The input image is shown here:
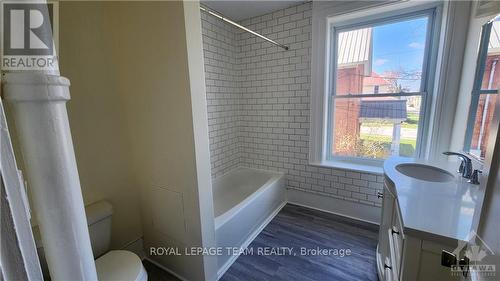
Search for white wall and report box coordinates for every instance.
[183,3,218,278]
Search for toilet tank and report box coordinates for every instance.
[85,200,113,258]
[34,200,114,279]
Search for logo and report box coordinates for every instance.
[1,2,58,72]
[451,231,496,278]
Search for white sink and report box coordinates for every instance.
[395,163,455,183]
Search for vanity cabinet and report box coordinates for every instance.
[376,180,464,281]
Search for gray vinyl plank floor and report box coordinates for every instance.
[143,260,181,281]
[145,203,380,281]
[220,204,379,281]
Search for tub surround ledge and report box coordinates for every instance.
[212,167,286,278]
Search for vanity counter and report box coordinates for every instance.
[383,157,486,243]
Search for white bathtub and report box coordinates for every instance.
[212,167,285,277]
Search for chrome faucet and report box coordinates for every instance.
[443,152,473,179]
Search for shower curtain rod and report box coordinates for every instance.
[199,5,289,51]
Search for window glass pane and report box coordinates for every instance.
[331,96,421,159]
[480,20,500,91]
[336,16,429,95]
[469,94,497,159]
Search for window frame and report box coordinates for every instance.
[325,7,439,164]
[463,19,499,159]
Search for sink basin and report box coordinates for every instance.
[395,163,455,183]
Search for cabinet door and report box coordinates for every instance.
[418,241,463,281]
[391,201,405,276]
[378,181,396,272]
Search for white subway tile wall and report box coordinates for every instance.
[202,11,242,178]
[202,3,383,207]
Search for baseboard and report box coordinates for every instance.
[216,201,287,279]
[286,188,381,225]
[144,257,189,281]
[122,237,147,260]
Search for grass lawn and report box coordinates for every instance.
[360,134,416,157]
[402,112,419,129]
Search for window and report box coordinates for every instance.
[464,17,500,160]
[326,9,437,162]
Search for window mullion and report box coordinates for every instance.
[472,89,498,95]
[332,92,425,99]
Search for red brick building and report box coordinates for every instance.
[470,55,500,158]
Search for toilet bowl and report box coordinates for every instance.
[34,200,147,281]
[96,250,147,281]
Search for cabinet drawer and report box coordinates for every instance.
[388,229,400,280]
[392,202,404,239]
[388,203,405,279]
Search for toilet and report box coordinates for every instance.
[34,200,147,281]
[88,200,147,281]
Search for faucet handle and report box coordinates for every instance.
[468,170,482,185]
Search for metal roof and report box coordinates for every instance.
[359,100,407,121]
[338,28,372,66]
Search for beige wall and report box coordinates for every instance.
[59,1,216,280]
[59,2,143,249]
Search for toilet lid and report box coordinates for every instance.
[95,250,147,281]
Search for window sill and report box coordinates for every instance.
[310,159,384,175]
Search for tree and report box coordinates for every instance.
[382,67,422,93]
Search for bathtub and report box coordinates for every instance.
[212,167,285,277]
